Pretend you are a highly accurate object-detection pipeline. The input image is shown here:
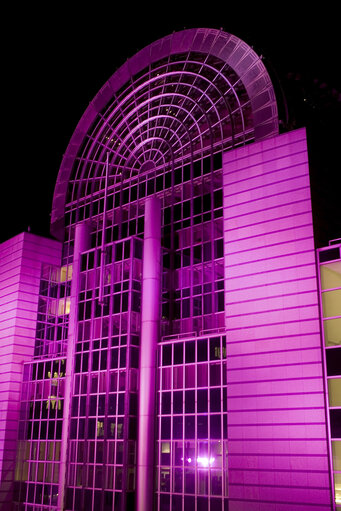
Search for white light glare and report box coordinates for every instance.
[197,456,215,467]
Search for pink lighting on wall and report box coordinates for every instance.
[0,233,61,510]
[137,197,162,511]
[223,128,332,510]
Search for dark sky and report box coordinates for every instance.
[2,6,340,246]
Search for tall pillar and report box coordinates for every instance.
[58,221,91,511]
[137,197,161,511]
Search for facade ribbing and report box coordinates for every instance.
[0,28,338,511]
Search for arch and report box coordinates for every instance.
[51,28,278,239]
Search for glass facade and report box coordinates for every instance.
[4,27,335,511]
[15,357,66,507]
[318,243,341,511]
[156,334,228,511]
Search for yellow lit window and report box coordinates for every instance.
[322,289,341,318]
[332,441,341,471]
[60,265,73,282]
[328,378,341,407]
[335,472,341,507]
[320,261,341,290]
[324,318,341,346]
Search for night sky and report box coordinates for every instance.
[2,6,340,246]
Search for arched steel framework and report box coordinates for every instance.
[51,28,278,239]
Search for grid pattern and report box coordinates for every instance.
[317,244,341,511]
[51,28,279,240]
[35,264,71,358]
[156,334,228,511]
[0,234,62,510]
[222,130,332,510]
[67,53,252,205]
[65,237,142,511]
[14,358,66,509]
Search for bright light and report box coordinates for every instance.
[181,456,215,466]
[197,456,215,467]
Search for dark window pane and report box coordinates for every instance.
[174,343,183,364]
[210,389,221,412]
[160,493,170,510]
[118,393,125,415]
[319,247,340,262]
[111,348,118,369]
[172,494,182,511]
[182,298,190,318]
[108,394,116,415]
[210,364,221,386]
[162,345,172,366]
[214,239,224,259]
[162,392,171,414]
[185,416,195,438]
[173,391,183,414]
[210,338,221,360]
[197,389,208,413]
[210,497,223,510]
[89,395,97,416]
[197,496,208,511]
[173,416,183,439]
[330,409,341,437]
[184,472,195,494]
[203,242,211,261]
[204,294,212,314]
[183,248,191,267]
[197,340,207,362]
[161,417,171,439]
[185,390,195,413]
[326,348,341,376]
[197,415,208,438]
[88,418,96,438]
[173,467,182,492]
[210,416,221,439]
[185,342,195,363]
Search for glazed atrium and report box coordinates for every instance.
[0,28,340,511]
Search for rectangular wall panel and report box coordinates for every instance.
[223,128,332,510]
[0,232,61,509]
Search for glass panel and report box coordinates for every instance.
[334,473,341,510]
[160,468,170,492]
[173,366,183,389]
[324,318,341,346]
[328,378,341,407]
[320,261,341,290]
[332,441,341,470]
[173,467,183,492]
[322,290,341,318]
[197,365,208,388]
[198,471,208,495]
[326,348,341,376]
[330,409,341,438]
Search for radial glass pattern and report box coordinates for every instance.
[51,28,278,237]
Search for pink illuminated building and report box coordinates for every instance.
[0,28,339,511]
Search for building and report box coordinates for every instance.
[0,28,339,511]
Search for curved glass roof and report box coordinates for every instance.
[51,28,278,239]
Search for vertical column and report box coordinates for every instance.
[137,197,161,511]
[58,221,91,511]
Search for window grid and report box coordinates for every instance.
[15,358,66,508]
[156,335,228,511]
[65,237,142,510]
